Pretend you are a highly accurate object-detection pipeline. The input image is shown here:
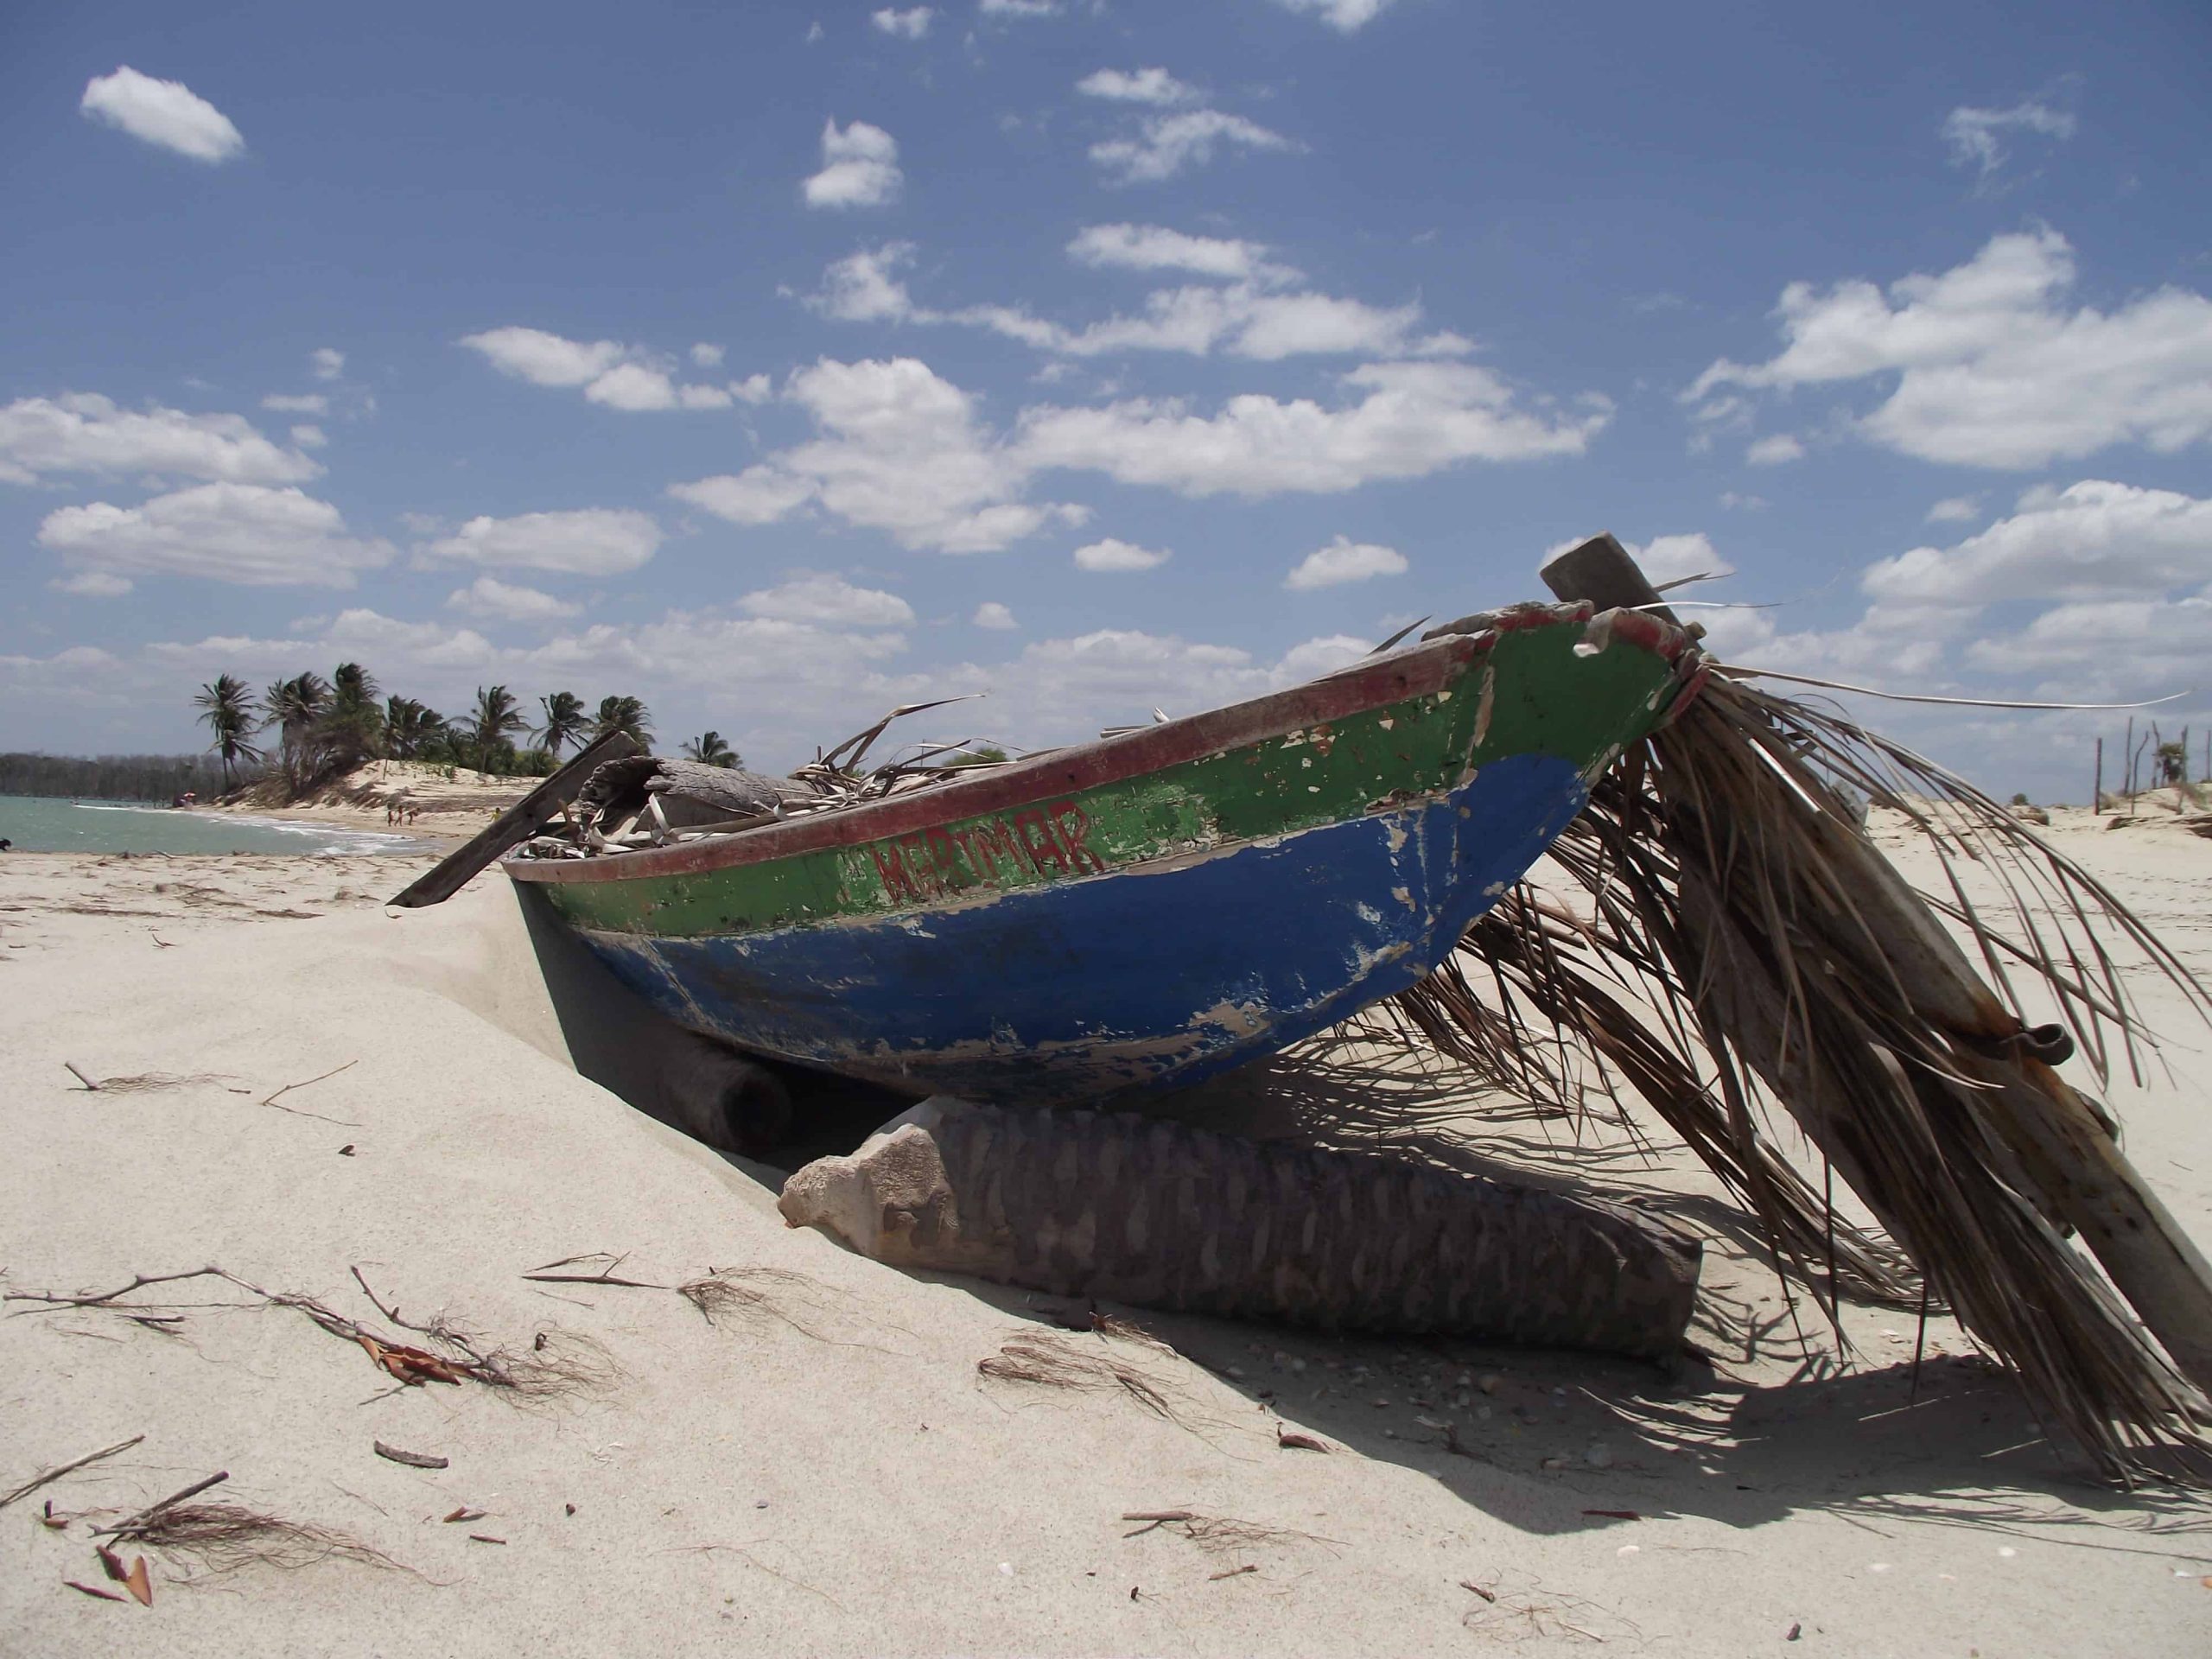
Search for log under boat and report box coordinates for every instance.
[505,601,1705,1104]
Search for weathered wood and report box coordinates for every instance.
[1540,532,1681,626]
[385,730,641,909]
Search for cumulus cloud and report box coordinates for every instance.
[1687,229,2212,468]
[461,326,625,387]
[38,483,395,588]
[1942,99,2075,181]
[1267,0,1395,30]
[1091,111,1295,186]
[49,571,136,598]
[79,66,244,162]
[1066,223,1295,285]
[1864,480,2212,607]
[973,601,1017,629]
[740,571,915,628]
[872,6,933,37]
[289,424,327,448]
[262,393,327,415]
[446,575,583,621]
[1018,360,1608,496]
[804,119,903,209]
[1926,494,1982,524]
[978,0,1058,15]
[690,342,725,367]
[420,508,663,575]
[1073,537,1171,572]
[671,357,1085,554]
[1746,433,1804,465]
[1285,535,1406,590]
[1077,67,1199,106]
[0,393,321,486]
[460,326,744,410]
[311,347,346,381]
[806,243,1455,361]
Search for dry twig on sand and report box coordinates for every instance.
[3,1264,613,1404]
[0,1436,144,1511]
[980,1330,1190,1425]
[1120,1508,1343,1555]
[257,1059,360,1125]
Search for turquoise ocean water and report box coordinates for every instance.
[0,795,437,856]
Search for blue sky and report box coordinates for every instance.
[3,0,2209,796]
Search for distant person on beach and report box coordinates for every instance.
[0,839,11,851]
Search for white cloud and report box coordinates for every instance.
[808,242,919,322]
[675,356,1085,554]
[311,347,346,381]
[978,0,1058,15]
[289,424,327,448]
[1626,532,1732,587]
[1942,100,2075,180]
[1073,537,1171,572]
[669,467,822,525]
[804,119,903,209]
[79,66,245,162]
[740,572,915,628]
[1077,67,1199,106]
[1285,535,1406,590]
[461,326,624,387]
[1746,433,1804,465]
[38,483,395,588]
[261,393,327,414]
[1018,360,1607,496]
[461,327,740,410]
[872,6,934,36]
[973,601,1017,630]
[1864,480,2212,607]
[0,393,321,486]
[1267,0,1395,30]
[1719,492,1767,511]
[1091,111,1295,185]
[1926,494,1982,524]
[1688,229,2212,468]
[49,570,135,598]
[1066,223,1295,285]
[808,244,1448,361]
[421,507,663,575]
[446,575,583,622]
[732,373,773,404]
[690,342,725,367]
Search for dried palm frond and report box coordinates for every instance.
[111,1502,394,1574]
[1389,647,2212,1484]
[977,1330,1189,1425]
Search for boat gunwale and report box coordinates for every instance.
[504,602,1688,888]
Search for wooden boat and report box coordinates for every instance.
[505,601,1705,1104]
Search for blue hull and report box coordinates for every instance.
[566,752,1586,1105]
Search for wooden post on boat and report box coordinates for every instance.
[385,729,642,909]
[1543,531,2212,1400]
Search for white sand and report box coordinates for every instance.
[3,821,2209,1654]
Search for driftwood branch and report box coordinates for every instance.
[0,1435,144,1511]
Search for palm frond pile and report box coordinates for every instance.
[1387,605,2212,1482]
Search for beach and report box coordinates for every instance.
[3,813,2209,1656]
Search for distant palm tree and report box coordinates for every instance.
[260,672,331,791]
[470,684,529,772]
[590,694,653,750]
[535,690,588,758]
[384,696,448,760]
[317,661,385,773]
[681,730,740,768]
[193,673,262,789]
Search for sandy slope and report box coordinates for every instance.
[1,825,2209,1656]
[201,759,541,842]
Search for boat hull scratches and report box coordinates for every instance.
[568,751,1585,1106]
